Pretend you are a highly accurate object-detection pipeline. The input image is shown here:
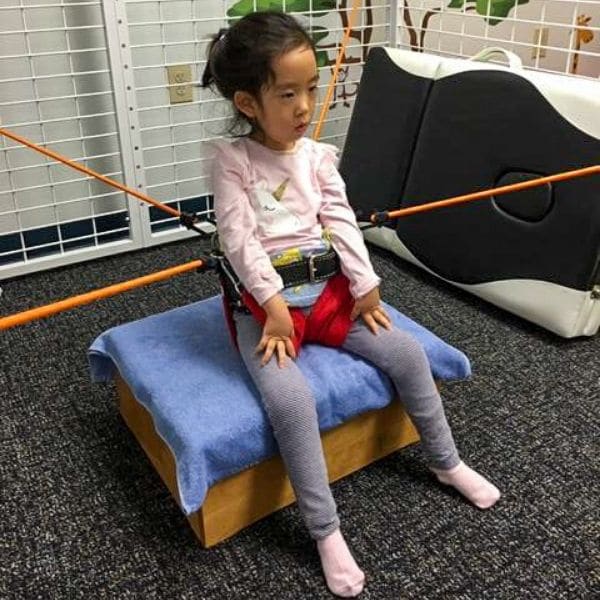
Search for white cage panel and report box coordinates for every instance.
[0,0,138,279]
[124,0,394,241]
[398,0,600,78]
[1,0,395,277]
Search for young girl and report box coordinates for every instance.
[203,11,500,597]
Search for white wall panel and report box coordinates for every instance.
[0,0,136,276]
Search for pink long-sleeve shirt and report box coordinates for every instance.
[211,136,380,306]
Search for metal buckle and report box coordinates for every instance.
[307,254,318,283]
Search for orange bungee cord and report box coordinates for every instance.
[2,118,597,331]
[1,125,599,330]
[312,0,362,141]
[0,127,210,236]
[0,125,216,331]
[365,164,600,227]
[0,260,205,331]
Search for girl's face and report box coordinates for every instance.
[235,45,319,152]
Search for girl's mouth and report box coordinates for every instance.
[295,123,308,134]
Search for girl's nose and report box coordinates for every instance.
[296,93,310,115]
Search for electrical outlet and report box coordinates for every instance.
[532,28,549,59]
[167,65,193,104]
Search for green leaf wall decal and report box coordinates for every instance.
[309,26,330,66]
[445,0,530,26]
[310,26,328,44]
[226,0,336,67]
[227,0,335,19]
[476,0,529,25]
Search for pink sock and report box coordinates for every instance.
[316,529,365,597]
[431,461,501,509]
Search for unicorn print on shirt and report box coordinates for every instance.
[251,178,302,236]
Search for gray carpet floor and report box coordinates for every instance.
[1,238,598,599]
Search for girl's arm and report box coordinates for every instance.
[316,145,381,299]
[316,145,390,334]
[212,143,283,306]
[212,143,296,363]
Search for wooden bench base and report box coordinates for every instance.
[116,374,419,547]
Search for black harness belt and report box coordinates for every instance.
[275,249,340,287]
[217,249,340,310]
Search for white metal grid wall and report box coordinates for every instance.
[398,0,600,78]
[0,0,394,277]
[0,0,142,279]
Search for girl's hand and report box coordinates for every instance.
[350,287,392,335]
[256,294,297,367]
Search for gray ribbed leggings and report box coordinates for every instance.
[234,311,460,540]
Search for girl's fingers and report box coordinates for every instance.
[255,336,267,354]
[261,338,277,366]
[284,337,297,360]
[363,312,379,335]
[276,340,287,368]
[258,336,295,366]
[359,307,392,333]
[375,307,392,329]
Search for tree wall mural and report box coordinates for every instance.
[572,14,595,75]
[402,0,530,52]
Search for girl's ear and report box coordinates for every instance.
[233,91,258,119]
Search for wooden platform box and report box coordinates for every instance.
[116,374,419,547]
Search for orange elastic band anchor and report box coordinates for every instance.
[368,164,600,226]
[0,260,205,331]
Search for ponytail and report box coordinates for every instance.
[201,28,228,89]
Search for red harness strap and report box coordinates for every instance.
[224,273,354,354]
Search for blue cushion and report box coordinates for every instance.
[88,295,470,515]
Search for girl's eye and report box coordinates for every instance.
[309,85,318,93]
[281,92,295,99]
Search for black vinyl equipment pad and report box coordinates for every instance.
[340,47,600,337]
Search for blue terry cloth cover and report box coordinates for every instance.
[88,295,470,515]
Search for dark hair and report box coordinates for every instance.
[201,11,316,135]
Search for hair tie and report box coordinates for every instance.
[217,29,227,43]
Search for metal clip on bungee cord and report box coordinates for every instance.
[179,212,218,239]
[358,209,391,231]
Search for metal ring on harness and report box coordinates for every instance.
[215,249,340,311]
